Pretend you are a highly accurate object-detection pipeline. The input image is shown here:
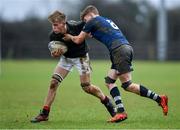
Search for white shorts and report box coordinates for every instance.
[58,53,91,75]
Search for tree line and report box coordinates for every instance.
[1,0,180,60]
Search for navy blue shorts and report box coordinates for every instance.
[110,44,134,75]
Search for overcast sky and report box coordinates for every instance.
[0,0,180,21]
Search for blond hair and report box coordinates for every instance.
[80,5,99,20]
[48,10,66,23]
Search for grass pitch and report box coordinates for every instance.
[0,60,180,129]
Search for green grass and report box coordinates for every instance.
[0,60,180,129]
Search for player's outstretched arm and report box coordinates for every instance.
[63,31,88,44]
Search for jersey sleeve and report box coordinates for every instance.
[82,19,94,33]
[67,20,85,34]
[76,21,85,30]
[73,21,86,33]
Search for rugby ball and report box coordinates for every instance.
[48,41,68,54]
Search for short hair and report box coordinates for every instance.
[80,5,99,20]
[48,10,66,23]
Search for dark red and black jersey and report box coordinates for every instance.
[49,20,89,58]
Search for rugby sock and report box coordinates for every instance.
[101,96,109,104]
[140,85,161,103]
[110,87,125,113]
[101,96,116,117]
[42,105,50,116]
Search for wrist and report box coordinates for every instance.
[70,35,74,41]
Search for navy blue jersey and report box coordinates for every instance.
[82,16,129,52]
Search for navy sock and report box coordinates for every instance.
[110,87,125,113]
[140,85,161,103]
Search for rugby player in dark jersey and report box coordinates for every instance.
[31,10,116,123]
[64,5,168,123]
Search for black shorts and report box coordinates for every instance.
[110,44,134,75]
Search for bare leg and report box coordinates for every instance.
[31,65,69,123]
[118,72,168,115]
[44,65,69,107]
[80,73,105,100]
[80,73,116,117]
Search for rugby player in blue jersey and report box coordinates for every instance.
[64,5,168,123]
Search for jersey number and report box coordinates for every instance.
[106,20,119,30]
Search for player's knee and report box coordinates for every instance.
[50,73,63,89]
[81,82,91,93]
[104,76,116,87]
[121,80,132,90]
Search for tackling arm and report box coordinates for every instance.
[64,31,88,44]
